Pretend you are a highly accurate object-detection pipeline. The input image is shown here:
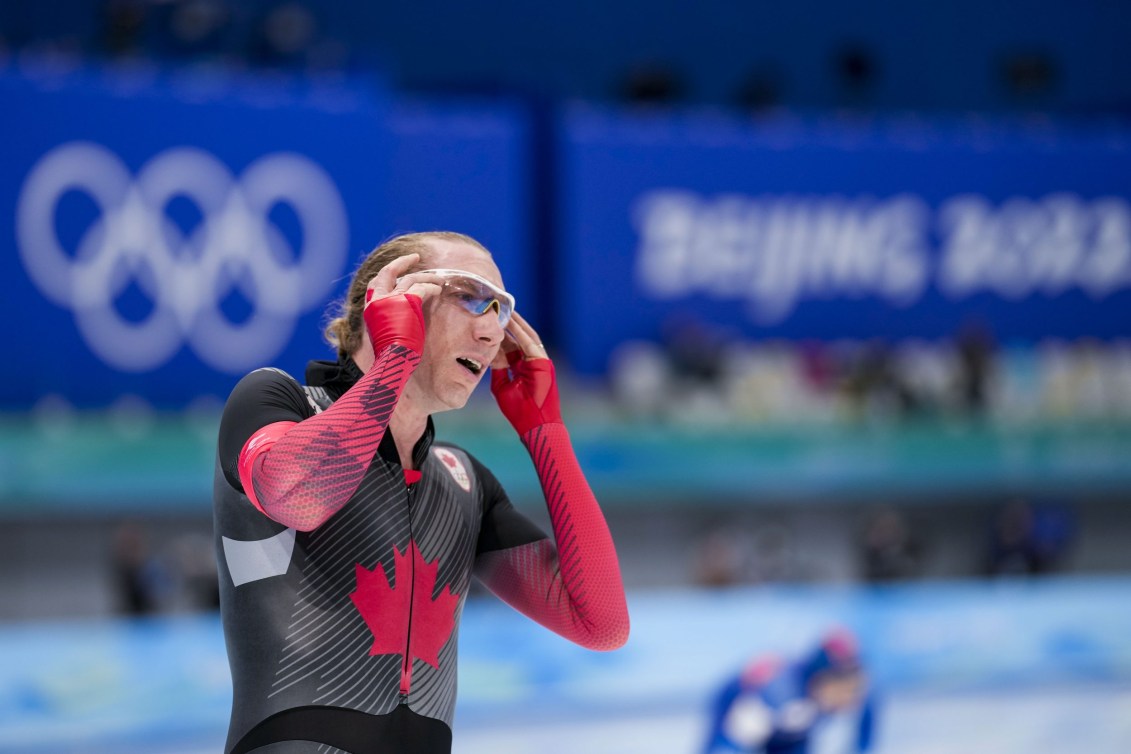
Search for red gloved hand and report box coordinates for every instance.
[362,291,426,354]
[491,349,563,436]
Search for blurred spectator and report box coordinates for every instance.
[694,526,750,588]
[693,522,810,588]
[620,61,684,105]
[610,331,1128,427]
[605,313,732,422]
[110,520,170,615]
[953,322,995,417]
[248,1,317,69]
[859,507,923,582]
[111,521,222,615]
[842,340,922,421]
[101,0,148,58]
[736,65,785,114]
[721,344,799,423]
[608,340,673,419]
[834,44,879,110]
[703,628,878,753]
[171,532,221,611]
[662,312,727,387]
[985,498,1076,577]
[154,0,233,62]
[797,340,837,395]
[1001,50,1059,106]
[1065,339,1110,418]
[747,524,803,584]
[892,340,953,418]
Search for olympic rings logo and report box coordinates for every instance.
[16,142,349,372]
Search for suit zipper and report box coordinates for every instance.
[399,479,415,704]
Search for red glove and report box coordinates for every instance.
[363,291,425,354]
[491,350,563,436]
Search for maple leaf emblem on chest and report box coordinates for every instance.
[349,541,459,675]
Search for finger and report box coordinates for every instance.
[490,347,510,371]
[497,332,523,361]
[404,281,442,301]
[510,312,545,349]
[505,312,549,360]
[500,337,549,362]
[394,270,445,292]
[369,253,421,299]
[508,311,535,336]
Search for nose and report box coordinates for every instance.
[473,310,505,347]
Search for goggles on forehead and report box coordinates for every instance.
[422,268,515,327]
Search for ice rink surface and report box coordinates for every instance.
[453,684,1131,754]
[32,683,1126,754]
[3,579,1130,754]
[47,683,1129,754]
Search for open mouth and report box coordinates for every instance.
[456,357,483,376]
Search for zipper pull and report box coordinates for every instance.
[404,468,422,498]
[398,691,409,705]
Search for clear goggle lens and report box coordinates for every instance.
[423,269,515,327]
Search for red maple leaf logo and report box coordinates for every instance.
[350,541,459,692]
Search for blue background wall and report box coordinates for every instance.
[3,1,1130,112]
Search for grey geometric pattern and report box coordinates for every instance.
[266,445,482,727]
[222,527,297,587]
[302,386,332,414]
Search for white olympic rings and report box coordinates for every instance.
[16,141,349,372]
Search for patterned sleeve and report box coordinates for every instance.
[218,342,419,531]
[471,425,630,651]
[217,367,312,493]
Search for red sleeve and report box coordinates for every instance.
[237,343,418,530]
[237,420,295,515]
[474,423,630,651]
[235,294,424,531]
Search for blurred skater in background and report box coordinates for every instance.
[703,629,877,754]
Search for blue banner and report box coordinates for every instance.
[0,66,532,409]
[556,106,1131,375]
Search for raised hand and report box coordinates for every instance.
[490,312,563,436]
[362,253,443,354]
[366,253,443,305]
